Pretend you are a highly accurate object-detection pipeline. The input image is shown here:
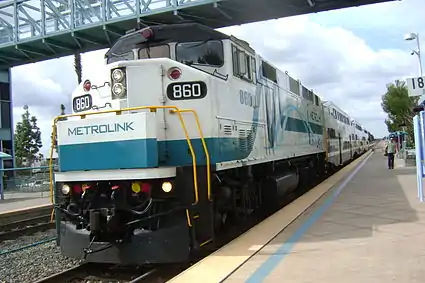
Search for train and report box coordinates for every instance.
[51,23,374,265]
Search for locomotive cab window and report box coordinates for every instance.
[261,61,277,83]
[138,45,170,59]
[314,94,320,106]
[232,44,256,82]
[302,86,313,102]
[107,51,134,64]
[288,76,300,96]
[106,32,143,64]
[176,40,224,67]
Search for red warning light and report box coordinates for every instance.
[168,67,182,80]
[141,28,153,39]
[83,80,91,92]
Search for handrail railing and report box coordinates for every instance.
[49,105,211,220]
[171,109,211,201]
[0,165,56,201]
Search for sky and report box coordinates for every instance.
[10,0,425,156]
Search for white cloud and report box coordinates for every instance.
[11,49,108,156]
[10,0,423,156]
[218,13,419,137]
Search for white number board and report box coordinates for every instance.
[406,76,425,97]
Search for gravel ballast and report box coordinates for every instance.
[0,229,82,283]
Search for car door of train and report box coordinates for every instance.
[338,133,342,165]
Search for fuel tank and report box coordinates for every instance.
[261,170,299,209]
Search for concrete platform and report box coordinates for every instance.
[169,146,424,283]
[0,192,50,213]
[226,152,423,282]
[168,151,372,283]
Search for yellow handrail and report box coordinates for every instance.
[49,123,57,223]
[49,124,56,205]
[49,106,210,221]
[171,109,211,201]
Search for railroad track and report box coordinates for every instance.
[33,262,187,283]
[0,205,54,241]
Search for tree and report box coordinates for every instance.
[14,105,43,167]
[51,104,67,153]
[49,49,80,155]
[381,80,417,145]
[74,52,82,84]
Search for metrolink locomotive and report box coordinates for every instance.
[52,23,372,265]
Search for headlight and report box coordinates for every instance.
[112,69,124,82]
[112,83,125,97]
[111,67,127,100]
[161,181,173,193]
[61,184,71,195]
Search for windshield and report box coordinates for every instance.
[139,45,170,59]
[106,32,142,64]
[107,51,134,64]
[176,40,224,67]
[106,39,170,64]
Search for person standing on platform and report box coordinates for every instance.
[387,138,397,169]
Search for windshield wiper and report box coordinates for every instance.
[187,65,228,81]
[146,45,151,58]
[110,52,131,58]
[184,38,211,49]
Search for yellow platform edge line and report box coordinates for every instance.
[167,151,372,283]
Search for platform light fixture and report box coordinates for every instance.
[404,32,423,76]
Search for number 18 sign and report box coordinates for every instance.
[407,76,425,97]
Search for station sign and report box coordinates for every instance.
[406,76,425,97]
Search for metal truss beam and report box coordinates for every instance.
[0,0,224,48]
[213,2,231,20]
[42,38,75,50]
[0,0,397,49]
[0,0,398,69]
[0,51,26,61]
[71,31,106,45]
[15,45,53,56]
[306,0,316,8]
[102,25,125,45]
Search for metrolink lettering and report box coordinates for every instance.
[67,122,134,136]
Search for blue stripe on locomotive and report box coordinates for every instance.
[58,116,322,171]
[59,67,324,172]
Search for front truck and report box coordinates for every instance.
[53,109,205,264]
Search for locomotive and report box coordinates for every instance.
[51,23,371,265]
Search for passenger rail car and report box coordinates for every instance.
[51,23,372,265]
[323,101,353,167]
